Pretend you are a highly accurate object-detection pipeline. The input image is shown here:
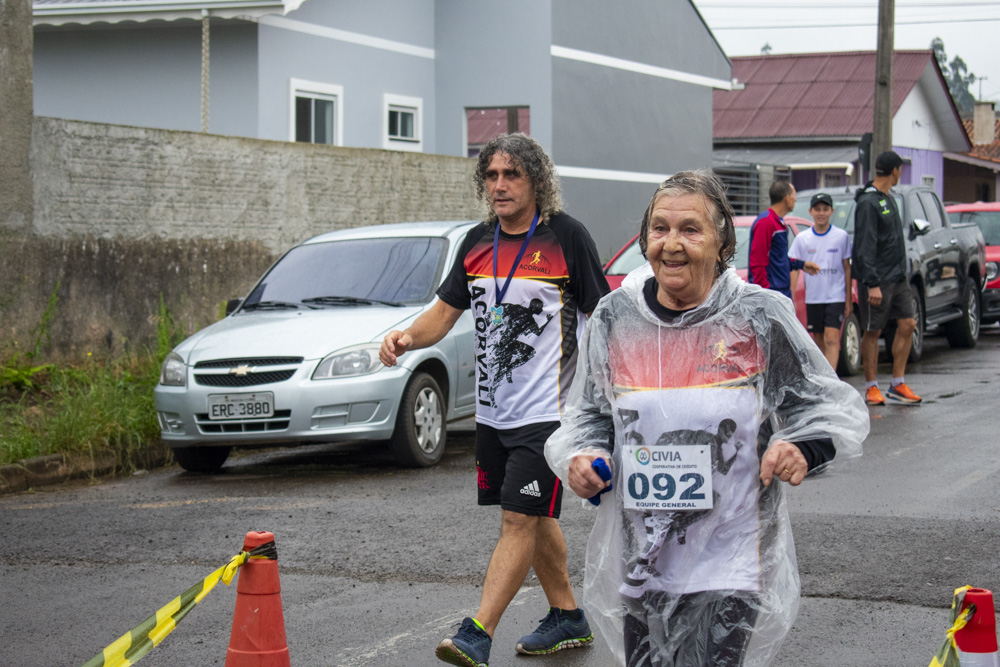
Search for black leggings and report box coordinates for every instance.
[623,590,759,667]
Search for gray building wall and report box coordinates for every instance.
[434,0,553,157]
[7,117,480,359]
[33,22,259,137]
[550,0,730,259]
[258,0,437,149]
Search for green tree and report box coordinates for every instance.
[932,37,977,117]
[761,42,772,56]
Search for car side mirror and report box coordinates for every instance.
[225,298,243,315]
[911,219,931,236]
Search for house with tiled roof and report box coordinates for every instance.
[944,101,1000,202]
[712,50,974,201]
[30,0,733,258]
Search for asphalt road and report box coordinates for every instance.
[2,327,999,667]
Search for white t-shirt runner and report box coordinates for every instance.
[437,212,609,428]
[788,225,852,304]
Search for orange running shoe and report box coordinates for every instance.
[887,382,922,404]
[865,386,885,405]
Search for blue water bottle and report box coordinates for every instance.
[588,457,613,506]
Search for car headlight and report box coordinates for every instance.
[312,345,383,379]
[159,351,187,386]
[987,261,999,282]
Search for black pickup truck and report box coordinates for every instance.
[793,185,986,365]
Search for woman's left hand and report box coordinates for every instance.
[760,439,808,487]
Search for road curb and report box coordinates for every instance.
[0,445,171,495]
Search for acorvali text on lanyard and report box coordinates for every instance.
[491,210,540,325]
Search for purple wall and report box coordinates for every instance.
[792,171,818,191]
[894,146,944,198]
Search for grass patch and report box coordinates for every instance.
[0,353,163,470]
[0,290,185,473]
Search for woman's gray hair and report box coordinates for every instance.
[638,168,737,275]
[473,133,562,222]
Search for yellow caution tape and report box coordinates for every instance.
[928,585,976,667]
[79,549,251,667]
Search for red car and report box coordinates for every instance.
[603,215,862,376]
[946,202,1000,325]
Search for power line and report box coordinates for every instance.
[713,16,1000,29]
[698,1,1000,6]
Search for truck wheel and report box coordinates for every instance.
[389,372,446,468]
[837,313,862,376]
[171,446,231,473]
[944,280,980,348]
[884,285,924,363]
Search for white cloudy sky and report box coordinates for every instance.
[692,0,1000,105]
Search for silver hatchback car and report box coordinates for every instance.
[154,220,479,472]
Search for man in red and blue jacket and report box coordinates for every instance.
[748,179,818,297]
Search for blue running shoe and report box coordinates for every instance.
[515,608,594,655]
[436,617,491,667]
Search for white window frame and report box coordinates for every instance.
[289,78,344,146]
[382,93,422,152]
[921,174,936,188]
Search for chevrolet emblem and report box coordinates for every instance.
[229,365,253,376]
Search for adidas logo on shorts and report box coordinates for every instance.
[520,480,542,497]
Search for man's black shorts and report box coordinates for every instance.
[476,421,563,518]
[858,281,914,332]
[805,302,844,333]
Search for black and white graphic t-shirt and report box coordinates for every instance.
[437,212,609,429]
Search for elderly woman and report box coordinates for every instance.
[545,169,868,666]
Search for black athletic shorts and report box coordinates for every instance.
[858,280,914,332]
[805,302,844,333]
[475,421,563,518]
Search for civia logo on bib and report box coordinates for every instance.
[635,447,651,465]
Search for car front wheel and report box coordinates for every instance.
[389,372,446,468]
[944,280,980,348]
[171,445,232,473]
[838,312,862,376]
[884,284,924,363]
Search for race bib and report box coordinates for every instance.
[621,444,714,511]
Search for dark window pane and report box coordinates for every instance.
[295,97,311,143]
[400,111,414,138]
[388,110,399,137]
[314,98,334,145]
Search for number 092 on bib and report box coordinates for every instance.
[621,445,714,511]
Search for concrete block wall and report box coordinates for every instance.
[2,118,481,360]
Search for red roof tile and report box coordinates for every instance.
[963,118,1000,163]
[715,50,935,140]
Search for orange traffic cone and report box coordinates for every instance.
[956,588,1000,667]
[225,531,291,667]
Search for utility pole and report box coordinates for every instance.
[872,0,894,173]
[201,8,210,133]
[0,0,34,231]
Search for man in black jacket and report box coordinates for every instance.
[852,150,922,405]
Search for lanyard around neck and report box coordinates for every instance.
[493,210,539,306]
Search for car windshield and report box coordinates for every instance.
[244,237,447,308]
[950,210,1000,246]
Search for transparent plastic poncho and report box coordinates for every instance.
[546,265,869,666]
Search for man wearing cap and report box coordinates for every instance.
[852,150,922,405]
[789,193,853,369]
[748,179,820,298]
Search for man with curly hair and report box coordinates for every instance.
[380,133,609,666]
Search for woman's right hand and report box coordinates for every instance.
[568,454,612,499]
